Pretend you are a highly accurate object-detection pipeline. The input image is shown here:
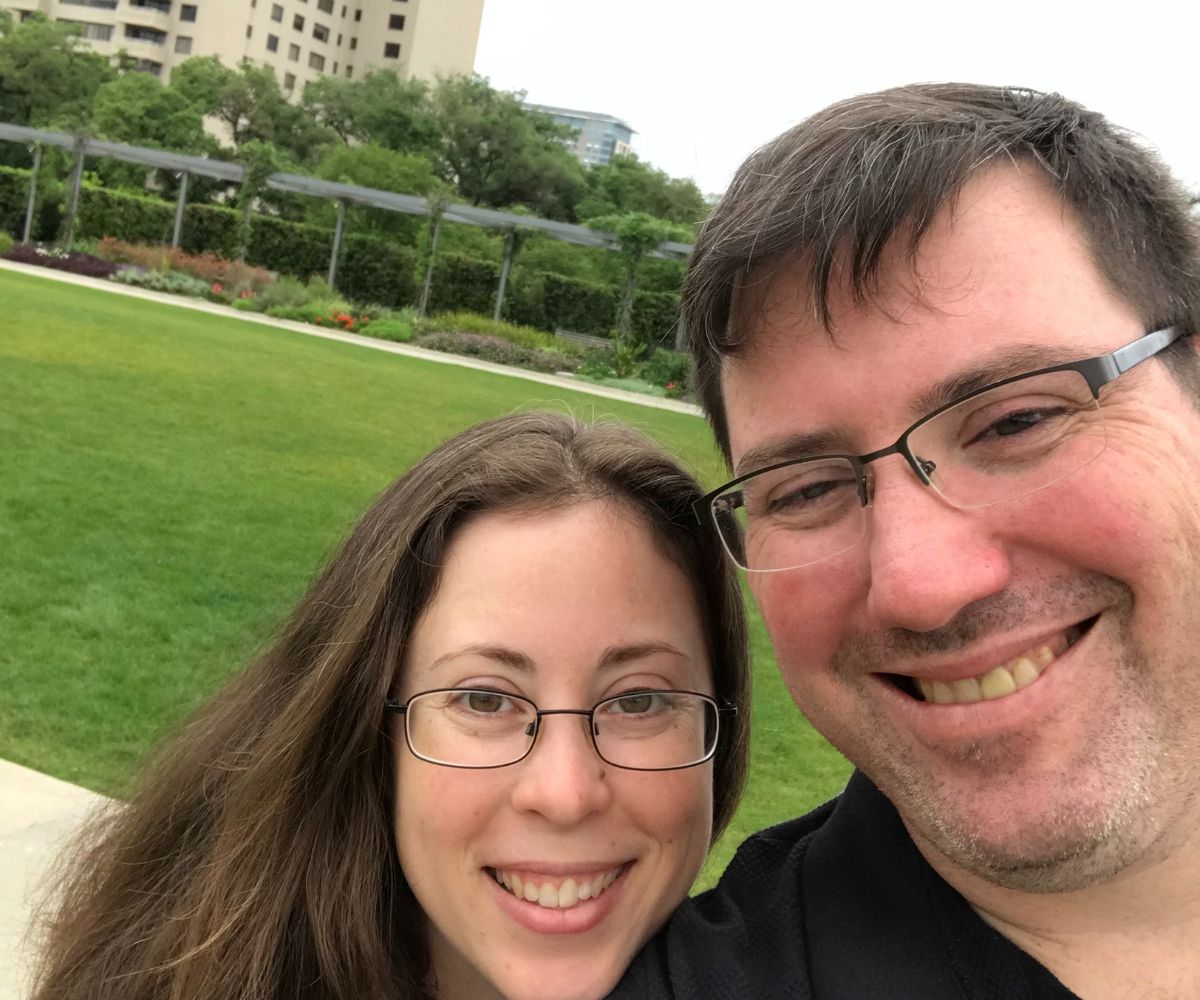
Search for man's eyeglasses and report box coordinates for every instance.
[697,327,1185,573]
[385,688,734,771]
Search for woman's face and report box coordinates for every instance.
[392,500,715,1000]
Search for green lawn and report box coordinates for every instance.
[0,267,851,882]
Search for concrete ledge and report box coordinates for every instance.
[0,760,110,1000]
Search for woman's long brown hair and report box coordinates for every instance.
[31,411,750,1000]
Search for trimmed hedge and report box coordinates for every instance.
[541,272,616,336]
[630,289,681,348]
[66,185,417,307]
[428,252,499,315]
[0,165,61,243]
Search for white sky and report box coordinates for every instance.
[475,0,1200,198]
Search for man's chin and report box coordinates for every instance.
[898,781,1152,894]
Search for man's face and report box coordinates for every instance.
[722,165,1200,890]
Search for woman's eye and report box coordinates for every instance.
[609,691,668,715]
[460,690,509,714]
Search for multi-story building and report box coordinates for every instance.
[523,104,634,167]
[0,0,483,89]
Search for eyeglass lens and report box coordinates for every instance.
[715,369,1106,572]
[404,689,719,770]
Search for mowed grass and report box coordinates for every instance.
[0,268,851,882]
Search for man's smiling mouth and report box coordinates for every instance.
[487,865,628,909]
[887,616,1098,704]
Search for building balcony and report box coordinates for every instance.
[121,2,170,30]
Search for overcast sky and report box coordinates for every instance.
[475,0,1200,198]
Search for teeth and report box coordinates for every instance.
[914,643,1060,706]
[491,866,623,909]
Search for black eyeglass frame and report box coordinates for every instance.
[695,326,1185,563]
[385,688,737,772]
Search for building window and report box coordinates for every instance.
[353,8,361,20]
[336,32,341,44]
[316,0,333,11]
[308,51,325,70]
[179,2,196,18]
[312,22,328,41]
[340,4,346,15]
[132,58,163,75]
[293,13,304,29]
[383,41,399,58]
[59,0,119,9]
[332,61,337,73]
[245,24,252,36]
[349,36,356,48]
[388,13,404,28]
[284,72,296,90]
[129,0,171,13]
[345,65,352,78]
[174,34,192,52]
[288,42,300,60]
[266,33,279,51]
[270,4,282,20]
[124,24,167,43]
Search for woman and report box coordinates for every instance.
[32,411,750,1000]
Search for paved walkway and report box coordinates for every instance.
[0,761,110,1000]
[0,259,702,418]
[0,257,706,996]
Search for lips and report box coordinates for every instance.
[487,865,626,909]
[889,616,1096,705]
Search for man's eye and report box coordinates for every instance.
[970,406,1068,444]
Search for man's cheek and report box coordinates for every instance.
[751,574,851,672]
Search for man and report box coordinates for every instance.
[611,84,1200,999]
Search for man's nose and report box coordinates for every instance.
[863,463,1012,633]
[508,714,614,826]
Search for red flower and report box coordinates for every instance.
[211,282,223,294]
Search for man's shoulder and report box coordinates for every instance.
[608,793,843,1000]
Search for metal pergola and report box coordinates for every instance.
[0,121,693,327]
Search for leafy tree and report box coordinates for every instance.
[301,72,437,155]
[171,56,331,161]
[90,72,213,190]
[587,211,686,340]
[308,143,443,240]
[579,155,707,228]
[428,75,585,220]
[0,13,114,129]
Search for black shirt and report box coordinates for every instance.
[609,771,1080,1000]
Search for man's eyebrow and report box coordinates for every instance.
[910,344,1085,417]
[734,430,845,478]
[733,343,1090,477]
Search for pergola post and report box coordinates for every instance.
[493,227,516,323]
[171,171,190,248]
[22,143,42,244]
[673,313,687,352]
[417,212,442,318]
[62,140,86,246]
[327,199,347,288]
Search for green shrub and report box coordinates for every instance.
[610,340,645,378]
[638,347,691,391]
[0,166,61,244]
[0,230,13,255]
[415,332,579,374]
[501,269,548,330]
[254,275,310,310]
[417,310,577,354]
[577,349,617,379]
[232,297,262,312]
[542,273,616,336]
[265,300,355,325]
[110,268,211,297]
[364,318,415,342]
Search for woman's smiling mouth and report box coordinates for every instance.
[487,864,629,909]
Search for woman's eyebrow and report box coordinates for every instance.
[597,643,689,670]
[428,644,534,672]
